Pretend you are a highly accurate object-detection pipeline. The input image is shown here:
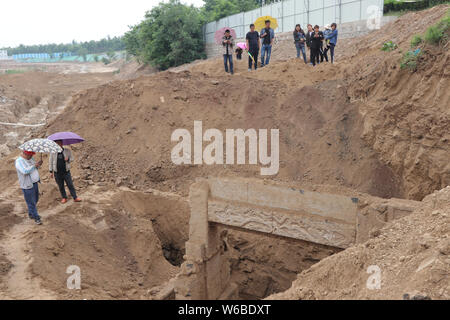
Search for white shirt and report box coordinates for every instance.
[15,156,40,189]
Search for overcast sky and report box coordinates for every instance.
[1,0,205,48]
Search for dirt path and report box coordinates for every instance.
[0,186,57,299]
[0,186,111,299]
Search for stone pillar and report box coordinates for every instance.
[174,179,235,299]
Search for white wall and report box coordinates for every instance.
[204,0,384,43]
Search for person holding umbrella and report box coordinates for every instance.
[16,138,63,225]
[48,132,83,204]
[222,29,235,75]
[15,150,43,225]
[259,20,275,67]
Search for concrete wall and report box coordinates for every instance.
[205,15,397,58]
[204,0,385,43]
[173,177,419,299]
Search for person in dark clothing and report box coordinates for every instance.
[235,47,243,60]
[293,24,307,63]
[222,29,235,74]
[310,25,324,66]
[246,24,260,71]
[305,24,314,64]
[49,140,81,204]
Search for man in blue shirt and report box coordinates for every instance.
[260,20,275,67]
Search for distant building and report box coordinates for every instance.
[0,50,9,60]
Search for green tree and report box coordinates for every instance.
[77,47,88,62]
[124,0,206,70]
[202,0,259,22]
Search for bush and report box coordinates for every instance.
[411,34,423,47]
[384,0,448,14]
[400,50,422,71]
[424,13,450,44]
[101,57,110,65]
[381,41,398,51]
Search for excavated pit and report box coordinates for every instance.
[10,184,342,299]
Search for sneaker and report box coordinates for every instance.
[74,198,82,202]
[35,219,42,225]
[61,198,68,204]
[248,68,251,72]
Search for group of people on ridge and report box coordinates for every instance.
[221,20,338,73]
[15,141,81,225]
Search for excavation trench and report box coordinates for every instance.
[4,183,340,300]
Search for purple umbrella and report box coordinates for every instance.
[47,132,84,145]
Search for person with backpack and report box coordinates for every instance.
[222,29,235,74]
[293,24,307,63]
[310,25,324,66]
[260,20,275,67]
[246,23,260,71]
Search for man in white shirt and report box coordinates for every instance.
[15,150,43,225]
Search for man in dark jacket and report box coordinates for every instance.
[310,25,324,66]
[246,24,260,71]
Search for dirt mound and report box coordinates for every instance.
[22,187,184,299]
[43,63,402,199]
[112,58,157,80]
[39,6,448,201]
[268,186,450,300]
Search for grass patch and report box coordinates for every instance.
[400,50,422,71]
[411,34,423,47]
[4,69,25,74]
[424,13,450,44]
[381,41,398,51]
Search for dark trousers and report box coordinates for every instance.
[248,48,259,70]
[320,45,328,62]
[55,171,77,199]
[223,54,233,74]
[311,47,321,66]
[329,44,335,63]
[22,182,40,221]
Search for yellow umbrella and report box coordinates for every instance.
[254,16,278,31]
